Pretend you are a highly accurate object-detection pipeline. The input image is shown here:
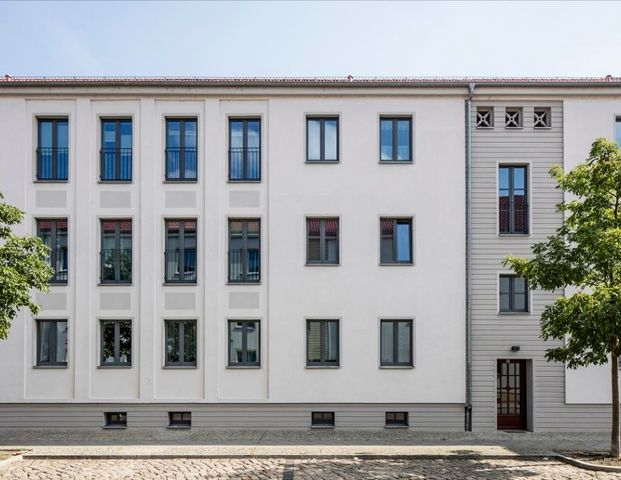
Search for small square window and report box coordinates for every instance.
[476,107,494,128]
[534,108,551,128]
[505,108,522,128]
[311,411,335,427]
[168,411,191,428]
[385,412,409,427]
[104,412,127,428]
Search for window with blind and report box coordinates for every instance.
[306,218,339,265]
[228,219,261,283]
[36,218,68,284]
[380,218,413,264]
[306,319,339,367]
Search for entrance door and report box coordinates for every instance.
[497,359,527,430]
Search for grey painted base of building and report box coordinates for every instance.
[0,404,464,431]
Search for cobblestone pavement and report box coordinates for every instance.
[2,457,621,480]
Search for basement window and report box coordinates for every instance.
[104,412,127,429]
[385,412,409,427]
[311,411,335,428]
[505,107,523,128]
[168,412,191,428]
[476,107,494,128]
[534,107,551,128]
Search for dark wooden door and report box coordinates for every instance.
[497,359,527,430]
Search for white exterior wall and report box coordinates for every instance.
[0,89,465,410]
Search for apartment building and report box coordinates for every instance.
[0,76,619,431]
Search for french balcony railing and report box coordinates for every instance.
[47,247,68,284]
[37,147,68,181]
[229,147,260,181]
[164,248,197,283]
[228,248,261,283]
[100,147,132,182]
[100,248,132,283]
[165,147,197,181]
[499,203,529,234]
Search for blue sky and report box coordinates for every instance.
[1,1,620,77]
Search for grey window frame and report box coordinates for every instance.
[165,117,198,181]
[35,319,68,367]
[100,118,132,182]
[168,411,191,428]
[104,412,127,428]
[498,165,529,234]
[306,217,339,265]
[36,218,68,284]
[385,411,409,427]
[380,218,413,265]
[164,219,197,284]
[36,117,69,181]
[379,116,412,162]
[228,219,261,283]
[99,319,132,367]
[306,116,339,163]
[380,319,413,367]
[615,116,621,145]
[228,117,261,182]
[100,219,132,284]
[499,274,529,313]
[164,319,197,367]
[306,319,340,367]
[227,320,261,367]
[311,411,335,427]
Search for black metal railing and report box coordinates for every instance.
[228,248,260,283]
[100,248,132,283]
[164,249,197,283]
[100,148,132,181]
[48,247,68,284]
[499,201,529,234]
[229,147,260,181]
[165,148,197,181]
[37,147,68,181]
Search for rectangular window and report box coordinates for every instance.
[100,118,132,181]
[36,319,68,366]
[165,220,197,284]
[36,218,68,284]
[104,412,127,428]
[228,219,261,283]
[311,411,335,427]
[165,320,197,367]
[100,320,132,367]
[228,320,260,367]
[380,116,412,162]
[166,118,197,181]
[306,218,339,265]
[306,117,339,162]
[499,165,528,234]
[100,220,132,284]
[229,118,261,181]
[385,412,409,427]
[37,118,68,181]
[168,412,191,428]
[380,218,413,264]
[380,319,413,367]
[499,275,529,313]
[306,320,339,367]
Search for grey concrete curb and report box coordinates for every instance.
[555,453,621,473]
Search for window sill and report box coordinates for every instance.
[379,262,414,267]
[226,365,262,369]
[102,425,127,430]
[498,233,530,238]
[306,365,340,369]
[310,425,335,430]
[379,365,414,369]
[34,179,69,184]
[48,282,69,286]
[227,180,262,184]
[384,425,409,429]
[166,425,191,430]
[306,160,340,164]
[162,365,198,369]
[305,263,340,267]
[163,180,198,184]
[97,365,132,369]
[98,180,133,185]
[98,282,133,287]
[379,160,413,164]
[533,126,552,130]
[33,365,68,369]
[504,127,523,130]
[163,282,198,287]
[475,126,494,130]
[498,311,531,316]
[226,282,262,286]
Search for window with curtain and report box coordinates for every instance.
[306,320,339,367]
[380,319,413,367]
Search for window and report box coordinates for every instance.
[306,320,339,367]
[37,118,68,181]
[385,412,409,427]
[380,218,413,264]
[534,107,551,128]
[505,107,522,128]
[229,118,260,181]
[311,411,335,427]
[165,220,197,284]
[36,319,68,366]
[380,117,412,162]
[104,412,127,428]
[306,218,339,265]
[306,117,339,162]
[100,320,132,367]
[499,275,529,313]
[100,220,132,284]
[499,165,528,234]
[228,219,261,283]
[36,219,68,284]
[165,320,197,367]
[168,412,191,428]
[476,107,494,128]
[615,116,621,146]
[228,320,260,367]
[380,319,413,367]
[166,118,197,181]
[100,119,132,181]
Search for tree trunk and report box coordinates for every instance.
[612,336,620,458]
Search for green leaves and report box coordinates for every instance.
[0,192,53,340]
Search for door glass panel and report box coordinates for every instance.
[57,121,68,148]
[120,121,132,149]
[167,120,180,148]
[39,121,53,148]
[102,121,116,148]
[184,120,197,149]
[247,120,260,149]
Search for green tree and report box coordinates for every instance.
[0,192,53,340]
[505,138,621,457]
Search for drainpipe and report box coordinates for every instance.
[465,82,475,432]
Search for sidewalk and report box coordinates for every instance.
[0,429,611,458]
